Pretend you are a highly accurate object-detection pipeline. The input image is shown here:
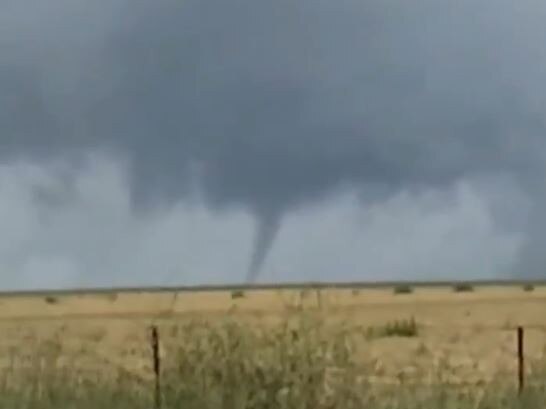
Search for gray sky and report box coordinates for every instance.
[1,0,545,289]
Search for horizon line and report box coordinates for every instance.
[0,278,543,297]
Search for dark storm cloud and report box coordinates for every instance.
[2,0,546,278]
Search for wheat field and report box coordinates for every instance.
[1,283,546,408]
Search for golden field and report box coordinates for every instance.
[1,283,546,408]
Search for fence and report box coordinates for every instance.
[144,324,530,408]
[0,318,544,409]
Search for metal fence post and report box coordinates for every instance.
[150,325,162,409]
[517,326,524,394]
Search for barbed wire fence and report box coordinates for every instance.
[1,307,546,407]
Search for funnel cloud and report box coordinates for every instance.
[246,210,283,283]
[1,0,546,285]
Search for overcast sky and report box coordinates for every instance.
[1,0,546,289]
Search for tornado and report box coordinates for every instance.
[245,209,282,283]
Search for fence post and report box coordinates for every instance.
[517,326,524,394]
[150,325,162,409]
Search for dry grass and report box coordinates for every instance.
[1,284,546,407]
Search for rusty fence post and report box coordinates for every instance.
[150,325,162,409]
[517,326,524,394]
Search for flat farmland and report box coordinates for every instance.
[1,283,546,408]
